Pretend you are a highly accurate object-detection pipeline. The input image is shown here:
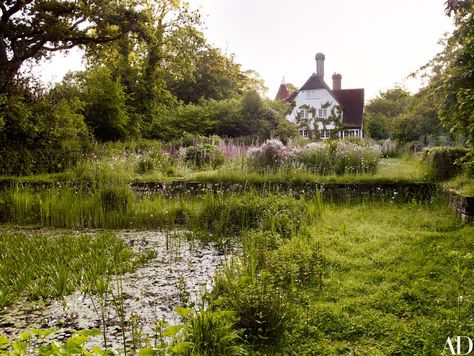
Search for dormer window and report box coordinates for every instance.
[306,90,319,99]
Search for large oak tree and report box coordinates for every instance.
[0,0,140,93]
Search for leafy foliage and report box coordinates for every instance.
[423,146,470,180]
[414,1,474,146]
[0,0,139,93]
[0,89,91,175]
[80,67,134,141]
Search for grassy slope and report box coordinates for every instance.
[275,202,474,354]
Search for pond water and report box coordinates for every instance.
[0,230,230,350]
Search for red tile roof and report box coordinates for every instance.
[275,84,290,101]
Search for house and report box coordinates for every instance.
[275,53,364,140]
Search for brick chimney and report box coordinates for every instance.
[315,52,325,80]
[332,73,342,90]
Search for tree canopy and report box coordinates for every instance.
[0,0,144,93]
[416,0,474,146]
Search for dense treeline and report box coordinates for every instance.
[0,0,296,175]
[364,87,446,144]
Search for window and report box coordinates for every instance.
[320,129,331,139]
[299,129,308,138]
[299,108,313,119]
[305,90,321,99]
[342,129,360,138]
[318,108,328,118]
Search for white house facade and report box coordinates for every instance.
[275,53,364,140]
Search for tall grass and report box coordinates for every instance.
[0,186,318,237]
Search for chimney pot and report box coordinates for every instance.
[315,52,325,80]
[332,73,342,90]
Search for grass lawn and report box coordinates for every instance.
[271,201,474,354]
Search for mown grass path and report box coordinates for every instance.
[277,202,474,355]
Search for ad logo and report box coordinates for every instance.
[445,336,474,355]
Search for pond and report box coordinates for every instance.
[0,230,230,350]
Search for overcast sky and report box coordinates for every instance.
[38,0,454,101]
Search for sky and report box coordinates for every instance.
[37,0,454,101]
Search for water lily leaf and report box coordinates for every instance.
[138,347,158,355]
[162,325,183,337]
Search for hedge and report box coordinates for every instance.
[423,146,471,181]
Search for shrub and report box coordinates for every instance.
[423,146,470,181]
[99,186,134,212]
[246,139,382,175]
[380,139,399,157]
[135,158,155,174]
[214,262,289,344]
[266,233,324,290]
[246,139,288,172]
[185,144,225,169]
[181,310,245,355]
[176,133,223,148]
[296,142,331,174]
[0,94,91,175]
[332,140,382,174]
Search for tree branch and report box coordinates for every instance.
[2,0,33,22]
[42,33,124,52]
[0,2,7,18]
[70,18,87,31]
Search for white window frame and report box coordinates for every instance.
[320,129,331,139]
[341,129,360,138]
[300,129,308,138]
[318,108,328,118]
